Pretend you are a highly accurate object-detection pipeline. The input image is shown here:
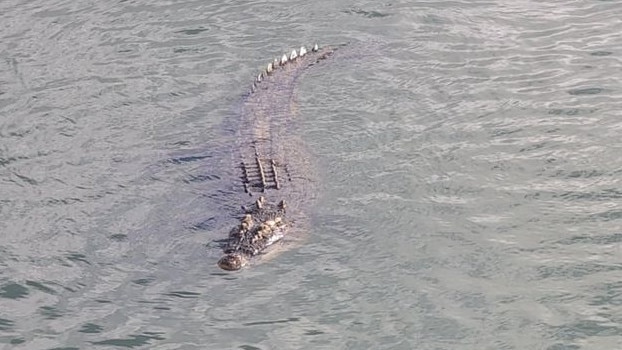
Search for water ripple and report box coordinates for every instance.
[1,0,621,348]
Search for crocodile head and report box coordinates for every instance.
[217,197,287,271]
[217,253,249,271]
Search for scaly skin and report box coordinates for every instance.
[218,196,286,270]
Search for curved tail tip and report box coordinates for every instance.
[249,42,325,94]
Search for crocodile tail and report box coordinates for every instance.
[248,43,337,94]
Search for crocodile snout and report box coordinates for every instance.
[217,253,248,271]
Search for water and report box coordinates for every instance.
[1,0,621,349]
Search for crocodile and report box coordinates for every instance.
[217,43,337,271]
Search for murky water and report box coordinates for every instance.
[1,0,621,349]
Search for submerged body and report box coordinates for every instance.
[217,44,337,271]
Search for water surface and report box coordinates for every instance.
[0,0,621,349]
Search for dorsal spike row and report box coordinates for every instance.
[250,43,321,93]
